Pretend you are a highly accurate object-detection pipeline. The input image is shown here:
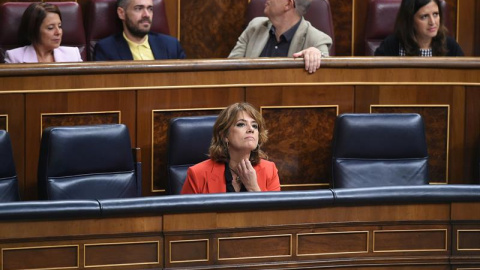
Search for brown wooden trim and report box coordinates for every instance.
[1,58,479,78]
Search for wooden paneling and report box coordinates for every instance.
[24,91,136,200]
[3,0,479,57]
[84,241,159,267]
[457,0,477,56]
[352,0,368,56]
[180,0,248,59]
[477,0,480,56]
[151,108,223,192]
[218,234,292,260]
[137,88,243,195]
[162,204,455,269]
[169,239,209,264]
[2,245,78,270]
[371,106,449,184]
[0,94,24,198]
[330,0,352,56]
[2,201,480,269]
[0,115,6,130]
[465,87,480,183]
[297,231,368,256]
[0,58,478,197]
[260,106,337,189]
[355,85,466,184]
[41,111,120,131]
[162,204,450,233]
[247,85,353,189]
[457,230,480,250]
[373,229,448,252]
[0,216,162,240]
[164,0,179,38]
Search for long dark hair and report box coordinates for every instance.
[394,0,447,56]
[19,3,62,46]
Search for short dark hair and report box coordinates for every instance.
[117,0,130,9]
[394,0,448,56]
[209,102,268,165]
[19,3,62,46]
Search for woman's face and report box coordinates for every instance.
[226,111,259,154]
[38,12,62,50]
[413,1,440,43]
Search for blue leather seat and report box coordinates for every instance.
[166,115,217,194]
[38,124,141,200]
[0,130,20,202]
[331,113,429,188]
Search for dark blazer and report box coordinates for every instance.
[94,32,186,61]
[181,159,281,194]
[375,35,464,56]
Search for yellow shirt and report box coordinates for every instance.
[123,32,154,60]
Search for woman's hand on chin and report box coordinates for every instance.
[237,159,261,191]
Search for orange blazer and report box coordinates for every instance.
[181,159,280,194]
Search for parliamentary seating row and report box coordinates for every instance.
[0,124,141,202]
[0,0,336,61]
[1,0,453,61]
[166,113,430,194]
[1,185,480,220]
[364,0,450,55]
[1,113,472,201]
[0,0,170,62]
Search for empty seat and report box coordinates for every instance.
[331,113,429,188]
[166,115,217,195]
[245,0,335,55]
[0,130,20,202]
[0,2,87,62]
[85,0,170,60]
[364,0,450,55]
[38,124,141,200]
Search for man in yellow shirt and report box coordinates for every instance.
[94,0,185,60]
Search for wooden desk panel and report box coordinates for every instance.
[24,91,136,199]
[0,94,24,197]
[0,58,478,198]
[0,201,478,269]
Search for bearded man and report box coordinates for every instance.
[94,0,185,60]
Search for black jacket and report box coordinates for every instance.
[374,35,464,56]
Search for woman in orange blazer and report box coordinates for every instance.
[181,103,280,194]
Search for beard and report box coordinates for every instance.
[125,15,151,38]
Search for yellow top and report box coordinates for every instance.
[123,32,154,60]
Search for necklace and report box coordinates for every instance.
[229,167,241,183]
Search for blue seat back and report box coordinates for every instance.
[332,113,429,188]
[167,116,217,194]
[38,124,141,200]
[0,130,20,202]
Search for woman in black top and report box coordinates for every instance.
[375,0,464,56]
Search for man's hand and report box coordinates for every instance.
[292,47,323,73]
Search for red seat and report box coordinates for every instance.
[0,2,87,62]
[246,0,335,56]
[364,0,450,56]
[85,0,170,61]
